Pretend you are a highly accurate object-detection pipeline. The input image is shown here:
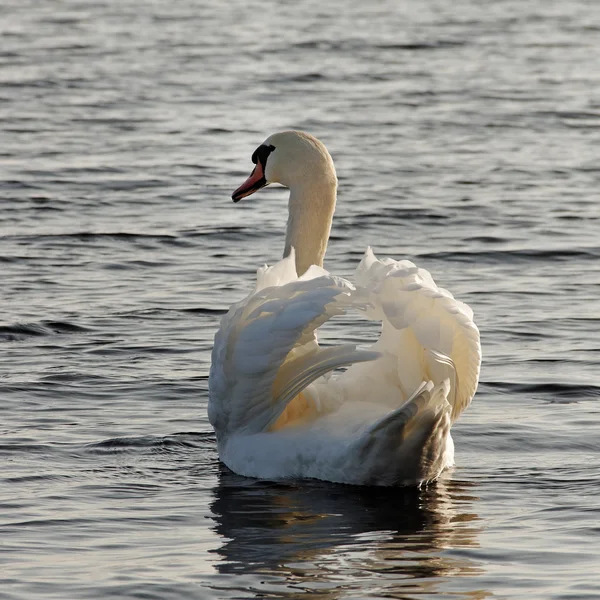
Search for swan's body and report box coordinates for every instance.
[208,131,481,486]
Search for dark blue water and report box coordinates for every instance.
[2,0,600,598]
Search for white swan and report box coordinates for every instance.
[208,131,481,487]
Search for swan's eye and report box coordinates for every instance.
[251,144,276,168]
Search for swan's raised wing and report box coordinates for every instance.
[338,248,481,422]
[208,252,378,438]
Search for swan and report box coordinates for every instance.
[208,131,481,487]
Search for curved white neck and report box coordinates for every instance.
[284,178,337,276]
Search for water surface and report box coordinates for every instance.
[2,0,600,598]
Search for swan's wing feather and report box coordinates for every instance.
[354,379,452,485]
[344,248,481,421]
[209,254,377,436]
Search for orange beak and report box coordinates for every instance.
[232,160,267,203]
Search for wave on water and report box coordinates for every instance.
[84,432,216,455]
[481,381,600,402]
[0,320,91,341]
[420,247,600,263]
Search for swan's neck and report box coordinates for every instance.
[284,179,337,276]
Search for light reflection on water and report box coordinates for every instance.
[210,469,484,598]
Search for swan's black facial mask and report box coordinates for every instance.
[232,144,276,203]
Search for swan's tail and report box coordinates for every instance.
[353,379,453,486]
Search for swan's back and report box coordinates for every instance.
[208,249,480,486]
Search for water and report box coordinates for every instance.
[2,0,600,598]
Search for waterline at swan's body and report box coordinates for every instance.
[208,131,481,486]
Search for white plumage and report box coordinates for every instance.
[208,131,481,486]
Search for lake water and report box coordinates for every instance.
[2,0,600,598]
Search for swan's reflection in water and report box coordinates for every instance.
[209,466,487,599]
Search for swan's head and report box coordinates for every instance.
[232,130,337,202]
